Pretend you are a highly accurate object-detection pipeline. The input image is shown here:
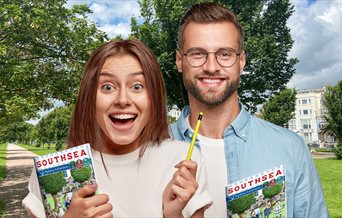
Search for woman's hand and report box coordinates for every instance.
[63,184,113,218]
[162,160,198,218]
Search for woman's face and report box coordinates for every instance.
[95,54,150,154]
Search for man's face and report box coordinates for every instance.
[176,22,245,106]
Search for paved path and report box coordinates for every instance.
[312,151,336,159]
[0,144,37,218]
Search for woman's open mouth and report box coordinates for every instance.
[109,113,137,130]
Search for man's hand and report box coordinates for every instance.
[163,160,198,218]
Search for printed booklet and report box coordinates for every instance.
[34,143,96,218]
[226,165,286,218]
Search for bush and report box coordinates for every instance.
[55,141,63,151]
[333,143,342,159]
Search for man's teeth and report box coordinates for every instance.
[202,78,221,83]
[111,114,136,119]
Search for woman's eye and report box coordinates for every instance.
[132,83,144,90]
[101,84,114,91]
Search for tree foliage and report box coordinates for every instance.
[260,88,296,126]
[227,193,256,215]
[131,0,297,112]
[262,183,283,199]
[34,106,73,147]
[0,119,33,143]
[40,172,66,195]
[71,166,92,183]
[321,81,342,143]
[321,81,342,159]
[0,0,107,122]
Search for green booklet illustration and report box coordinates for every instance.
[34,143,96,218]
[226,165,286,218]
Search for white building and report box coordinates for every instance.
[288,86,336,146]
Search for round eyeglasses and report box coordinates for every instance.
[182,47,241,68]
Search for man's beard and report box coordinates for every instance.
[183,75,240,106]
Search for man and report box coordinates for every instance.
[170,2,328,217]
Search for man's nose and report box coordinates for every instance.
[202,53,220,74]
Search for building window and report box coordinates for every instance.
[302,99,308,104]
[303,109,308,115]
[302,119,311,129]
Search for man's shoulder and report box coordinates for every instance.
[249,115,302,142]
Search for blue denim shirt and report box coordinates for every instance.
[170,105,329,217]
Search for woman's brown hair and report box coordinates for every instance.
[67,39,170,157]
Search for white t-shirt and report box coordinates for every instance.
[186,116,228,217]
[22,139,211,218]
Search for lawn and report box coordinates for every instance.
[314,158,342,218]
[0,143,7,217]
[0,200,4,218]
[17,144,61,156]
[0,143,7,179]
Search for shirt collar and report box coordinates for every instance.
[177,104,250,141]
[177,106,192,138]
[225,104,250,141]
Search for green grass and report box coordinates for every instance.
[0,143,7,217]
[0,143,7,180]
[314,158,342,218]
[315,147,334,152]
[17,144,61,156]
[0,200,5,218]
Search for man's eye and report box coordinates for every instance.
[132,83,144,90]
[218,51,233,57]
[189,51,206,58]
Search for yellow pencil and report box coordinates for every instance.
[186,112,204,160]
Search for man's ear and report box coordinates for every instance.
[175,50,183,73]
[239,50,246,74]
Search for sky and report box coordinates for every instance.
[28,0,341,125]
[65,0,342,91]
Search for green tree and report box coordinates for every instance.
[227,193,256,215]
[0,0,107,122]
[131,0,297,112]
[321,81,342,159]
[39,172,66,214]
[40,172,66,195]
[260,88,296,127]
[0,118,33,144]
[71,166,92,183]
[34,106,73,148]
[262,182,283,199]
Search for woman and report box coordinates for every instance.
[23,40,211,217]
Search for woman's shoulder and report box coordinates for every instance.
[149,138,203,161]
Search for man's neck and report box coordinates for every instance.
[188,94,240,139]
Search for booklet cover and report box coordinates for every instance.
[34,143,96,218]
[226,165,286,218]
